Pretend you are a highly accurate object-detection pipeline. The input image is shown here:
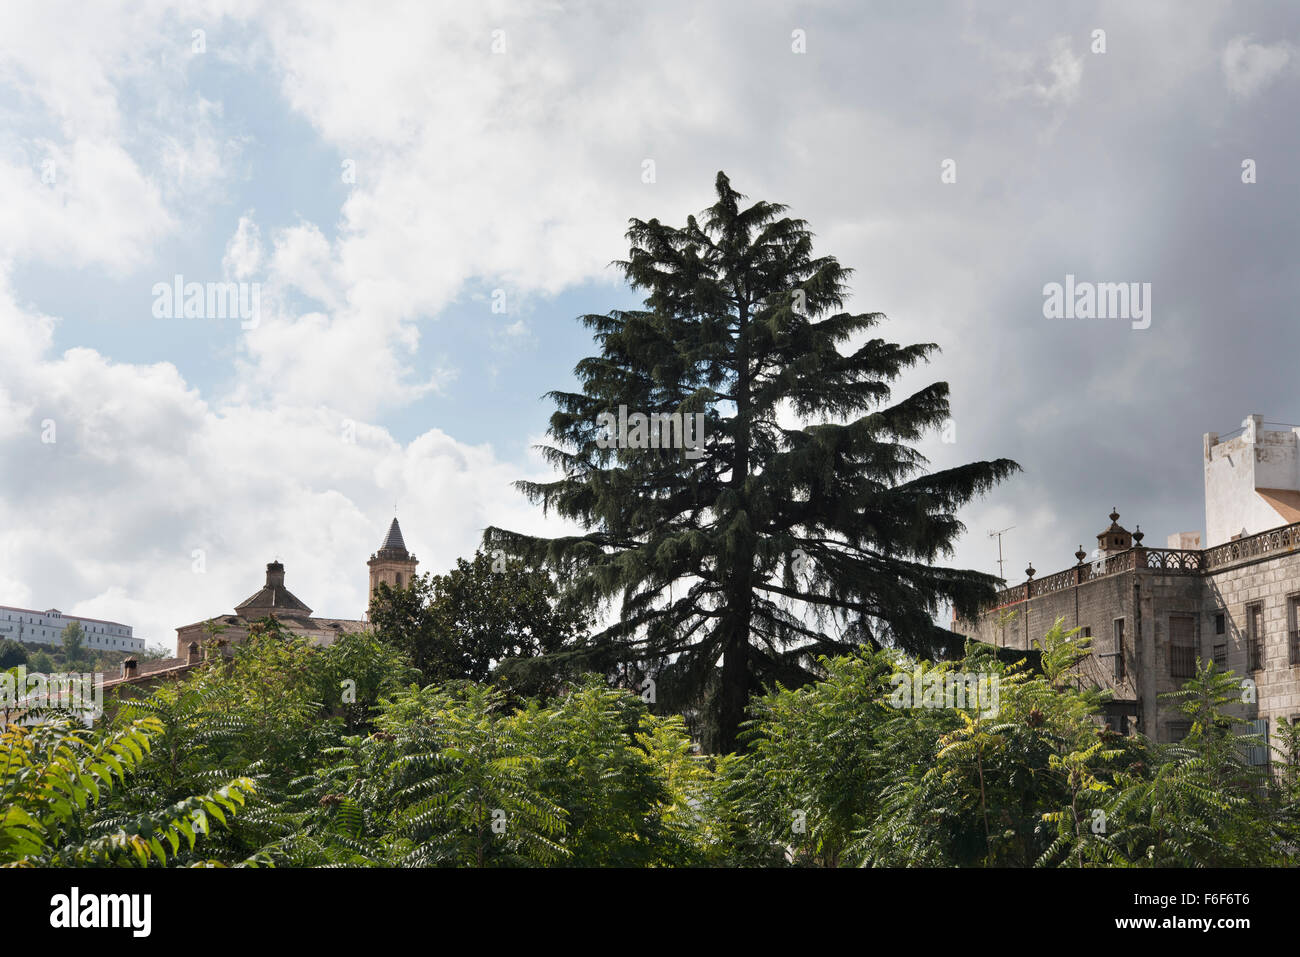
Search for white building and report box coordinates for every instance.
[1202,414,1300,547]
[0,605,143,653]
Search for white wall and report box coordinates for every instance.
[0,607,144,652]
[1204,415,1300,547]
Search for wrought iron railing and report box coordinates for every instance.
[985,520,1300,610]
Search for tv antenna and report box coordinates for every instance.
[988,526,1015,580]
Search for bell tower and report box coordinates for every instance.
[367,517,418,616]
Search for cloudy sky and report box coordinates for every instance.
[1,1,1296,650]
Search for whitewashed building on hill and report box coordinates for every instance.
[0,605,143,653]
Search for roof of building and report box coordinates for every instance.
[369,518,416,566]
[240,614,366,635]
[1258,488,1300,525]
[381,517,407,553]
[1097,508,1130,538]
[176,614,368,640]
[0,605,133,629]
[235,588,312,615]
[101,657,197,692]
[235,561,313,617]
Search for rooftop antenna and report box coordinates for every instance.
[988,526,1015,581]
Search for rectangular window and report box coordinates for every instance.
[1289,596,1300,666]
[1169,614,1196,680]
[1245,717,1270,767]
[1213,643,1227,667]
[1248,603,1265,671]
[1112,619,1125,681]
[1215,612,1226,635]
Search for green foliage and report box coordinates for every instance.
[725,650,896,866]
[8,609,1296,868]
[308,629,419,734]
[0,716,253,866]
[0,639,27,670]
[504,680,718,866]
[1085,662,1283,867]
[103,619,414,864]
[9,640,137,679]
[285,680,720,867]
[719,620,1289,868]
[369,551,590,694]
[60,621,86,668]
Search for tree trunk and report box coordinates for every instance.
[717,599,751,754]
[718,291,754,754]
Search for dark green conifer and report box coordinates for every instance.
[488,172,1019,752]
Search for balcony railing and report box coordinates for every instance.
[1202,523,1300,571]
[986,519,1300,609]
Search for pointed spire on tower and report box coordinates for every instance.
[380,517,408,556]
[368,516,419,618]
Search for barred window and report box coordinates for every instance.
[1288,596,1300,666]
[1112,619,1126,682]
[1247,603,1264,671]
[1244,717,1269,767]
[1169,614,1196,680]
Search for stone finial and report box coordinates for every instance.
[1075,545,1086,564]
[1025,563,1035,580]
[1133,526,1144,545]
[1098,508,1133,553]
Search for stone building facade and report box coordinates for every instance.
[955,415,1300,756]
[171,517,418,660]
[367,518,419,611]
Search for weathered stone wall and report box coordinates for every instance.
[957,549,1300,746]
[1202,551,1300,740]
[1137,571,1204,741]
[956,572,1146,722]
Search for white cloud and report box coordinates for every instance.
[1222,35,1293,98]
[1036,38,1085,105]
[0,272,574,651]
[0,137,174,274]
[220,1,743,414]
[222,214,264,280]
